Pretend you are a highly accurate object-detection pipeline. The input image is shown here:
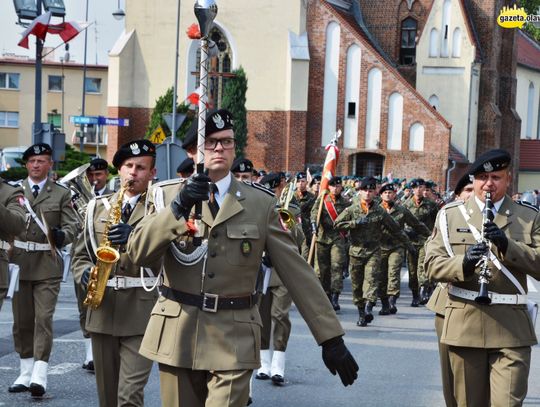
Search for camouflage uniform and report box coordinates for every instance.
[311,194,350,295]
[402,196,438,301]
[334,201,409,324]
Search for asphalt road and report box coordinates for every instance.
[1,271,539,407]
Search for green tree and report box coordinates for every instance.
[221,67,248,157]
[522,0,540,41]
[146,87,192,142]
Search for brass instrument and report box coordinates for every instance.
[475,191,494,305]
[83,181,131,309]
[278,176,297,230]
[58,163,95,223]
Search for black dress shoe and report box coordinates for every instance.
[247,396,253,406]
[29,383,45,398]
[411,296,420,307]
[8,383,28,393]
[356,317,368,327]
[82,361,94,371]
[388,296,398,314]
[271,374,284,385]
[255,372,270,380]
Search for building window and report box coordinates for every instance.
[0,111,19,128]
[85,78,102,93]
[387,92,403,150]
[409,122,425,151]
[441,0,452,57]
[352,152,384,177]
[452,28,462,57]
[0,72,20,90]
[321,21,341,146]
[48,75,63,91]
[428,94,439,110]
[48,113,62,129]
[527,82,535,138]
[344,44,361,149]
[365,68,382,149]
[429,28,439,57]
[77,126,107,145]
[400,18,417,65]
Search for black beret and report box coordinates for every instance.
[469,149,511,176]
[454,172,473,195]
[231,157,253,173]
[87,158,108,172]
[409,178,426,188]
[328,176,342,186]
[296,172,307,181]
[258,169,267,177]
[360,176,377,189]
[182,109,234,149]
[23,143,52,161]
[112,139,156,169]
[425,180,437,189]
[176,157,194,174]
[310,174,322,186]
[260,172,281,190]
[379,183,396,194]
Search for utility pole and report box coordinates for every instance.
[33,0,43,144]
[80,0,90,152]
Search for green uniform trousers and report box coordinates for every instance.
[315,241,346,294]
[407,244,427,294]
[350,252,381,306]
[91,333,153,407]
[158,364,252,407]
[259,284,292,351]
[448,345,530,407]
[435,314,457,407]
[12,278,61,361]
[379,248,404,298]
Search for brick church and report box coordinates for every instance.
[107,0,520,190]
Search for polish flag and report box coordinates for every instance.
[47,20,88,44]
[18,12,52,49]
[319,131,342,195]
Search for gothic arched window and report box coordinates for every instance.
[400,17,417,65]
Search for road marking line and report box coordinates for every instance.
[49,362,80,375]
[401,268,409,283]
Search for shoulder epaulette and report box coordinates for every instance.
[516,200,539,212]
[54,181,70,191]
[242,181,275,197]
[152,178,185,188]
[442,200,464,210]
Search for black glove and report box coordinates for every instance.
[108,223,133,245]
[483,221,508,254]
[171,173,211,220]
[311,222,317,235]
[405,229,418,241]
[51,227,65,248]
[80,267,91,290]
[463,242,488,278]
[321,336,359,386]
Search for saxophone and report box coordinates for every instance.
[83,180,132,309]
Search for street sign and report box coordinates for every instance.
[162,113,187,134]
[149,126,167,144]
[70,115,99,125]
[69,116,130,126]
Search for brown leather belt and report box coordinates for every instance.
[161,286,258,313]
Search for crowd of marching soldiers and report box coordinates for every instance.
[228,157,446,329]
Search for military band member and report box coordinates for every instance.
[231,157,255,182]
[403,178,438,306]
[127,109,358,407]
[87,158,111,196]
[310,176,350,311]
[426,171,473,407]
[72,140,160,407]
[378,183,430,314]
[334,177,410,326]
[425,149,540,407]
[0,178,26,310]
[9,143,78,397]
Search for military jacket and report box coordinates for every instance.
[425,196,540,348]
[127,176,344,371]
[11,179,78,281]
[334,201,409,258]
[0,180,26,288]
[71,191,160,337]
[380,202,431,250]
[311,194,351,244]
[403,196,438,245]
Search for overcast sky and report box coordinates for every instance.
[0,0,125,65]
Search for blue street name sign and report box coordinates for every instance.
[70,116,130,127]
[70,116,99,125]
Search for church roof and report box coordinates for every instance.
[517,30,540,72]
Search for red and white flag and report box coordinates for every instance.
[319,140,340,196]
[47,20,88,44]
[18,12,52,49]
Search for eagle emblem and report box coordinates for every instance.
[130,143,141,155]
[213,113,225,129]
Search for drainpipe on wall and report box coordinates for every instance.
[446,159,456,194]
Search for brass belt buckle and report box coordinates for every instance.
[202,293,219,312]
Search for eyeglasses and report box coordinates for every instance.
[204,137,236,150]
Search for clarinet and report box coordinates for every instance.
[475,191,495,305]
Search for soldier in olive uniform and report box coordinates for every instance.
[426,171,473,407]
[378,183,430,314]
[231,157,254,182]
[293,172,316,260]
[127,109,358,407]
[87,157,112,196]
[310,176,350,311]
[425,149,540,407]
[9,144,78,397]
[72,140,160,407]
[403,178,438,306]
[0,178,26,310]
[334,177,410,326]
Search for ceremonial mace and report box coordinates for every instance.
[193,0,218,246]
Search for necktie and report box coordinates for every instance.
[32,185,39,198]
[208,184,220,218]
[122,203,132,223]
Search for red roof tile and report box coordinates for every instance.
[517,30,540,72]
